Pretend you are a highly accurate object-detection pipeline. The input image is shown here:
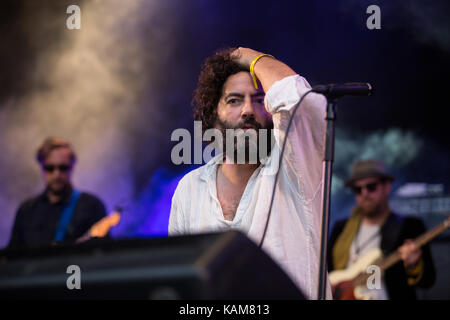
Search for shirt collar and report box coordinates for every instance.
[199,153,223,182]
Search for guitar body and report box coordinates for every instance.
[329,247,383,300]
[329,247,383,285]
[332,280,357,300]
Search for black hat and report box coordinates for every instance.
[344,159,395,188]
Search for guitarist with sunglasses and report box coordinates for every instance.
[8,137,108,249]
[328,159,435,299]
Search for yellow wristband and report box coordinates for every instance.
[249,53,274,90]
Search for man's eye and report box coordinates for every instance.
[228,99,240,104]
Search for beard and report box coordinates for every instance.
[215,117,274,164]
[358,197,385,218]
[47,179,71,195]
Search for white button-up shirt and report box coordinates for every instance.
[169,74,332,299]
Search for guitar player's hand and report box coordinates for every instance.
[398,239,422,270]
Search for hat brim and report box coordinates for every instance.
[344,173,395,188]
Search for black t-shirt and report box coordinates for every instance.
[8,189,107,248]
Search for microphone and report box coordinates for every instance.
[312,83,373,99]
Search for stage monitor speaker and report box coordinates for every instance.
[0,230,306,299]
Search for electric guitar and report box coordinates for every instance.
[75,209,122,243]
[329,215,450,300]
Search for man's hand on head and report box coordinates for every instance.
[230,47,264,69]
[230,47,296,93]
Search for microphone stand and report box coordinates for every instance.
[317,97,337,300]
[312,83,372,299]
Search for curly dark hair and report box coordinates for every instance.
[192,48,247,134]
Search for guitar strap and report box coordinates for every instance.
[53,189,81,242]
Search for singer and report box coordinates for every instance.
[168,47,332,299]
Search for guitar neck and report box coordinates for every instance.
[379,220,448,271]
[354,218,449,286]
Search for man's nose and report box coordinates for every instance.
[50,170,61,178]
[51,168,65,176]
[360,188,372,198]
[241,97,255,118]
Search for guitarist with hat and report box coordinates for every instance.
[328,159,436,299]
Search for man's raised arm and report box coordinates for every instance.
[231,47,296,93]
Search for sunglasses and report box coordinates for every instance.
[43,164,72,173]
[352,181,380,195]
